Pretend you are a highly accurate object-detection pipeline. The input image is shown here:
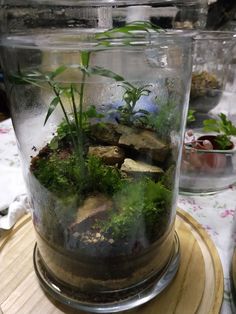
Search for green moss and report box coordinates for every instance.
[32,152,79,196]
[191,71,221,99]
[102,178,172,239]
[148,99,181,142]
[86,155,123,194]
[32,151,122,199]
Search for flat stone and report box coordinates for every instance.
[88,145,125,165]
[121,158,164,178]
[73,194,112,225]
[90,123,120,145]
[116,125,169,162]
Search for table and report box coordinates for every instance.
[0,118,235,313]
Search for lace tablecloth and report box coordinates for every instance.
[0,118,235,313]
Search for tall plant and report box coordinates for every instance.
[11,21,164,156]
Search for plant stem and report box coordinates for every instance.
[79,52,90,131]
[49,82,77,149]
[79,72,86,131]
[70,84,85,165]
[70,84,80,138]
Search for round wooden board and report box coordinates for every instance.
[0,209,223,314]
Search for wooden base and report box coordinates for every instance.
[0,209,223,314]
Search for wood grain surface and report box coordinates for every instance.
[0,210,223,314]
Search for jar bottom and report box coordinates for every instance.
[33,232,180,313]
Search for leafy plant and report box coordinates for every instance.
[187,109,196,124]
[11,21,168,205]
[11,21,164,152]
[49,105,104,150]
[117,82,151,126]
[203,113,236,149]
[95,20,164,46]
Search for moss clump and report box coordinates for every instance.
[191,71,221,99]
[102,178,172,240]
[147,99,181,143]
[31,150,122,199]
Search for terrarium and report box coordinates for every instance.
[180,113,236,194]
[0,1,193,312]
[188,31,236,127]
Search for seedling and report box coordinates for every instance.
[203,113,236,150]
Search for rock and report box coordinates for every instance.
[116,125,169,162]
[73,194,112,226]
[121,158,164,179]
[90,123,121,145]
[90,123,169,162]
[73,232,80,238]
[88,145,125,165]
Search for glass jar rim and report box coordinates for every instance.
[1,29,195,50]
[2,0,204,6]
[194,31,236,41]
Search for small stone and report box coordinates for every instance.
[96,232,101,238]
[101,235,105,241]
[73,232,80,238]
[88,145,125,165]
[121,158,164,178]
[108,239,114,244]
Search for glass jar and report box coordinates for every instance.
[179,32,236,195]
[187,32,236,126]
[0,1,193,312]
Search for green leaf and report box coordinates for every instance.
[81,51,90,68]
[85,105,104,119]
[203,120,219,132]
[10,71,45,88]
[44,96,60,125]
[89,66,125,81]
[96,21,163,40]
[187,109,196,123]
[49,65,67,80]
[203,113,236,136]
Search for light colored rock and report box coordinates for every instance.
[88,145,125,165]
[74,194,112,225]
[73,232,80,238]
[121,158,164,178]
[117,125,169,162]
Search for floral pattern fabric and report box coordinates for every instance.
[179,189,236,313]
[0,119,26,210]
[0,118,235,312]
